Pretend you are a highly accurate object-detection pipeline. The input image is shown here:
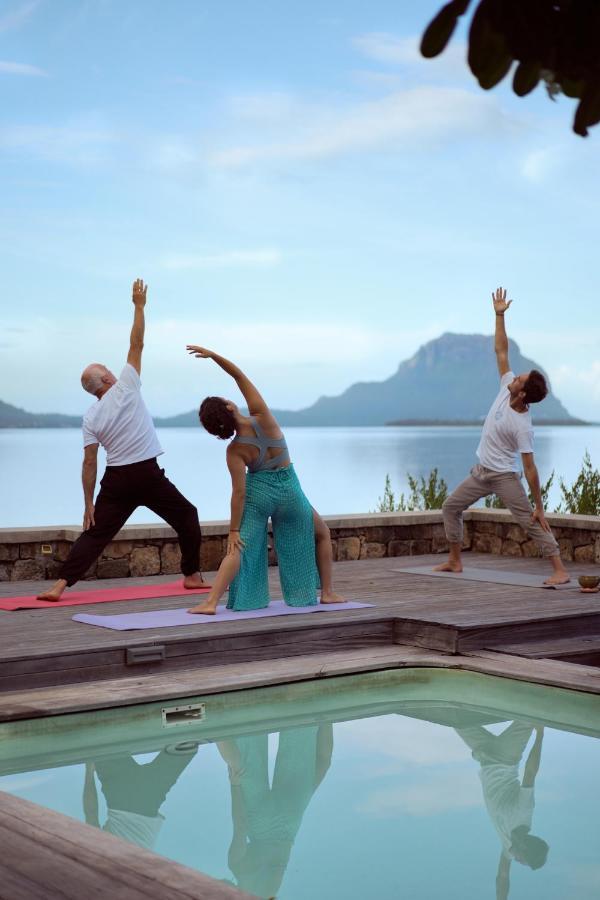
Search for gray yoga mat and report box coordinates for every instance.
[72,599,373,631]
[394,565,576,590]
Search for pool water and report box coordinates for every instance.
[1,669,599,900]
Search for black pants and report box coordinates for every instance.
[96,749,197,817]
[60,458,201,586]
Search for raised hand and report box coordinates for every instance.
[492,286,512,314]
[132,278,147,307]
[186,345,213,359]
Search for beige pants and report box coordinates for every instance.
[443,464,559,558]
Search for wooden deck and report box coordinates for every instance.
[1,553,600,702]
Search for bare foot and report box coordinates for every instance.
[544,574,571,586]
[183,572,210,590]
[320,591,346,604]
[433,561,463,573]
[37,580,67,602]
[188,602,218,615]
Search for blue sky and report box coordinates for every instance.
[1,0,599,419]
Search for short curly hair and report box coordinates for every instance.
[523,369,548,405]
[199,396,236,439]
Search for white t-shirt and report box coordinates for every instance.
[479,763,535,855]
[103,808,164,851]
[476,371,534,473]
[82,364,163,466]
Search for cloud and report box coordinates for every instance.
[338,716,472,767]
[211,86,503,169]
[0,0,38,33]
[353,32,469,81]
[520,146,563,182]
[552,361,600,399]
[160,249,282,270]
[358,772,481,817]
[0,60,47,76]
[0,120,118,165]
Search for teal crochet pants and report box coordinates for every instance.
[227,465,318,611]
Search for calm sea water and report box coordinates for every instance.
[0,426,599,527]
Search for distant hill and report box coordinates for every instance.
[0,399,81,428]
[1,334,584,428]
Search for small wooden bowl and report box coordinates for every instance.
[578,575,600,590]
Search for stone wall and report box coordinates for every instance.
[1,510,599,582]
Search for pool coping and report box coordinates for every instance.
[2,642,599,724]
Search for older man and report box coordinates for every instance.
[38,279,206,601]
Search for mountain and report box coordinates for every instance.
[1,334,583,428]
[271,333,580,426]
[0,399,81,428]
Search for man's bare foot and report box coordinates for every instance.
[544,573,571,586]
[320,591,346,604]
[433,561,463,573]
[37,579,67,602]
[183,572,210,590]
[188,601,218,615]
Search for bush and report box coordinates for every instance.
[558,451,600,516]
[376,470,448,512]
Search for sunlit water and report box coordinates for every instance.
[0,426,599,527]
[0,669,598,900]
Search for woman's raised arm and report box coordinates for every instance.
[187,345,269,416]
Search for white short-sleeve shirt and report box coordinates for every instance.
[82,364,163,466]
[479,763,535,855]
[476,372,534,473]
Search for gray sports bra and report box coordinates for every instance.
[232,416,291,473]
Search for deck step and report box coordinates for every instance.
[490,633,600,665]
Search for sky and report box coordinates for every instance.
[1,0,599,420]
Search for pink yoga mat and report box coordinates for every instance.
[0,581,211,611]
[73,600,373,630]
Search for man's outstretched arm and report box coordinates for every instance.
[492,286,512,377]
[127,278,147,375]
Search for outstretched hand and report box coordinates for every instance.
[492,286,512,314]
[186,345,213,359]
[132,278,147,307]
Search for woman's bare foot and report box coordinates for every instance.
[433,561,463,573]
[320,591,346,604]
[188,601,218,615]
[183,572,210,590]
[544,573,571,586]
[37,579,67,601]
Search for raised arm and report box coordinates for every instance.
[492,286,512,377]
[127,278,147,375]
[186,345,269,416]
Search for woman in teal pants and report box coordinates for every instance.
[186,345,343,615]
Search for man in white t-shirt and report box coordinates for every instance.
[38,279,206,601]
[455,723,548,900]
[435,287,569,585]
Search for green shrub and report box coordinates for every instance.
[558,451,600,515]
[375,470,448,512]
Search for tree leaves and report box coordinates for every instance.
[421,0,600,136]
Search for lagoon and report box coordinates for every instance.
[0,426,598,528]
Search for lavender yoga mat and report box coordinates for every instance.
[72,599,373,630]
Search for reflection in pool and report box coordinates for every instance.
[1,669,598,899]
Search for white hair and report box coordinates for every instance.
[81,364,105,395]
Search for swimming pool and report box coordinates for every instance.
[1,669,599,899]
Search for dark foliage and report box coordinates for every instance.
[421,0,600,136]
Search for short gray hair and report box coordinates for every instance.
[81,365,105,395]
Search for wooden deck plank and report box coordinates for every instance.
[0,792,252,900]
[1,554,599,693]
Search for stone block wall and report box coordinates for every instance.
[1,510,599,582]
